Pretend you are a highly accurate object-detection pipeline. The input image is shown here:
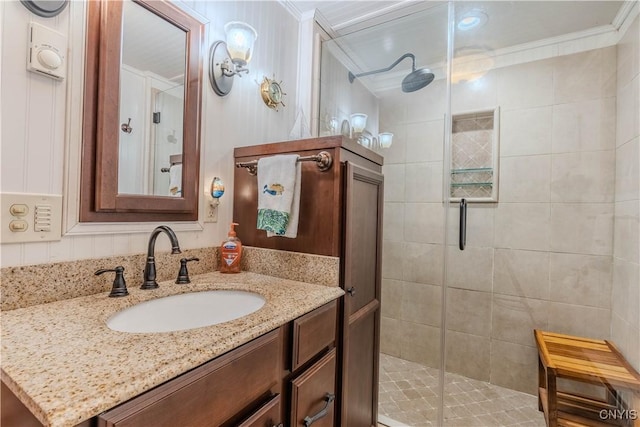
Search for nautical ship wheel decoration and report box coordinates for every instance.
[260,76,286,111]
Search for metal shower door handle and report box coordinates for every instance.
[459,198,467,251]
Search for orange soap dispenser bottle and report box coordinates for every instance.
[220,222,242,273]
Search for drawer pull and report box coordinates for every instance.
[346,287,356,296]
[303,393,335,427]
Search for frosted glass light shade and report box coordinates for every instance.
[379,132,394,148]
[224,21,257,66]
[350,113,368,133]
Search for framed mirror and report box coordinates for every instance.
[80,0,204,222]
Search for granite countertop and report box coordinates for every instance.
[1,271,344,427]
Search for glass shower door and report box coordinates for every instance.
[319,1,638,425]
[444,2,631,425]
[319,3,453,426]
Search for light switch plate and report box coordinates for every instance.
[1,193,63,243]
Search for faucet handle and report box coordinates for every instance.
[95,266,129,297]
[176,257,200,284]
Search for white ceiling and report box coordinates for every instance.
[121,1,632,92]
[288,1,630,93]
[122,0,186,83]
[289,1,626,38]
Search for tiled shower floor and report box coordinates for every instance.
[378,353,547,427]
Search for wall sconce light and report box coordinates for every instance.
[357,130,373,148]
[209,21,257,96]
[379,132,394,148]
[350,113,368,134]
[328,117,339,134]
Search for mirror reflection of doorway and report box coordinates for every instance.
[150,86,184,196]
[117,0,186,196]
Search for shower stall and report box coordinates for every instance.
[318,1,639,426]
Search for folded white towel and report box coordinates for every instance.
[169,164,182,197]
[257,154,300,237]
[267,161,300,238]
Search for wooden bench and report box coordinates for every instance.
[534,330,640,427]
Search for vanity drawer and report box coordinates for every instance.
[237,393,282,427]
[292,300,337,371]
[98,328,281,427]
[290,348,337,427]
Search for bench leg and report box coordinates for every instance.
[538,357,545,411]
[605,385,619,408]
[547,369,558,427]
[538,357,544,412]
[632,392,639,427]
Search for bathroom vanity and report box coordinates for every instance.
[234,136,384,426]
[98,300,338,427]
[1,272,343,427]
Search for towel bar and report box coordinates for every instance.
[236,151,333,175]
[161,156,183,173]
[160,162,182,173]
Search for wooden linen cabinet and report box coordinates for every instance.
[341,163,383,427]
[233,136,384,426]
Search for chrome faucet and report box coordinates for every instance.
[141,226,182,290]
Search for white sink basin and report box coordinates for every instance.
[106,290,266,333]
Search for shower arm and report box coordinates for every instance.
[348,53,416,83]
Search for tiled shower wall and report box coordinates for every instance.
[611,15,640,372]
[380,45,620,395]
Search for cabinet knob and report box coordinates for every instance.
[346,287,356,297]
[303,392,335,427]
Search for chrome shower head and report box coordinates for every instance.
[402,68,434,92]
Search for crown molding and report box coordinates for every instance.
[278,0,302,21]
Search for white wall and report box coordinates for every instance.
[0,0,301,267]
[118,67,147,195]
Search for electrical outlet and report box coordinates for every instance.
[204,201,218,223]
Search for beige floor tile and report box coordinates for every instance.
[378,353,546,427]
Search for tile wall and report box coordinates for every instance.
[611,15,640,372]
[379,45,622,394]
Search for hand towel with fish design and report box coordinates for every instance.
[256,154,300,236]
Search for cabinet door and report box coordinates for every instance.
[341,162,383,427]
[291,348,337,427]
[343,163,383,316]
[343,309,378,427]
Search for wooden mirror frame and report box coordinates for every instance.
[80,0,203,222]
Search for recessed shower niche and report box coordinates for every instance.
[450,107,500,202]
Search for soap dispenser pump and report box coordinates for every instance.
[220,222,242,273]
